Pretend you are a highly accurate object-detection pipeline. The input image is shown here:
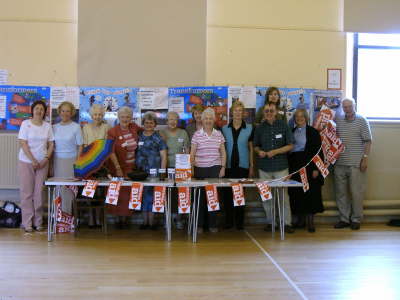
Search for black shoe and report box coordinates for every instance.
[350,222,360,230]
[334,221,350,229]
[284,225,295,234]
[307,226,316,233]
[139,224,149,230]
[263,224,275,232]
[223,224,233,230]
[236,225,244,231]
[150,224,158,231]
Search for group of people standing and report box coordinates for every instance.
[17,87,372,234]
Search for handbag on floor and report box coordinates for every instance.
[0,201,22,228]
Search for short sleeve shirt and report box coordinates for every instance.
[136,132,167,173]
[191,128,225,168]
[53,122,83,158]
[161,128,190,168]
[253,119,294,172]
[18,119,54,163]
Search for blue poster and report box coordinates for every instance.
[168,86,228,128]
[0,85,50,130]
[79,87,139,126]
[256,87,314,127]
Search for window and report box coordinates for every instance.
[353,33,400,120]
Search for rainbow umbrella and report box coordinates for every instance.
[74,139,114,178]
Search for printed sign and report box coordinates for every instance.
[256,182,273,202]
[231,183,245,207]
[205,184,220,212]
[178,186,191,214]
[129,182,143,210]
[152,186,166,213]
[105,181,122,205]
[82,180,98,198]
[299,167,309,192]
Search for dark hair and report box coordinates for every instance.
[264,87,281,107]
[30,100,47,120]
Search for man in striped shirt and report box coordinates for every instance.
[334,98,372,230]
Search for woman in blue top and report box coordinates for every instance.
[136,112,167,230]
[221,101,254,230]
[52,101,83,214]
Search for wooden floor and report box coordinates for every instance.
[1,224,400,300]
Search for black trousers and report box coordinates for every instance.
[194,165,221,229]
[222,167,249,228]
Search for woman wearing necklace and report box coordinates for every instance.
[52,101,83,215]
[288,109,324,232]
[106,106,142,228]
[18,100,54,232]
[221,101,254,230]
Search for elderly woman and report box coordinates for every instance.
[255,87,286,124]
[106,106,142,228]
[161,111,190,229]
[136,112,167,230]
[288,109,324,232]
[221,101,254,230]
[52,101,83,214]
[18,100,54,232]
[190,108,226,233]
[82,104,111,228]
[186,104,205,142]
[82,104,111,146]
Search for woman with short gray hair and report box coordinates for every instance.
[190,107,226,233]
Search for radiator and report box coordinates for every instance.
[0,133,19,188]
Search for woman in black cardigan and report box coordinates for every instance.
[288,109,324,232]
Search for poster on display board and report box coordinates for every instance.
[137,87,168,126]
[0,85,50,130]
[79,87,139,127]
[228,86,256,124]
[311,90,343,125]
[50,87,80,124]
[256,87,314,127]
[168,86,228,128]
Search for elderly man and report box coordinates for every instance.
[253,102,294,233]
[334,98,372,230]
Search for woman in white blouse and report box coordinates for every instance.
[18,100,54,232]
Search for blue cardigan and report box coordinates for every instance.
[222,123,253,169]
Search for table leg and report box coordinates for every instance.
[188,187,195,236]
[281,187,285,241]
[166,187,172,242]
[193,187,201,243]
[47,186,52,242]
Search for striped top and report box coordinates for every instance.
[191,128,225,167]
[336,114,372,167]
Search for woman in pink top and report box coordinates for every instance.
[190,108,226,233]
[18,100,54,232]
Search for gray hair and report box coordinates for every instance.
[167,111,179,120]
[201,107,216,121]
[342,97,356,107]
[89,104,105,116]
[294,108,309,123]
[142,111,157,125]
[117,106,133,118]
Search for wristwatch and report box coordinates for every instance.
[363,154,368,158]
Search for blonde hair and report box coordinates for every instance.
[57,101,76,117]
[167,111,179,120]
[230,100,245,115]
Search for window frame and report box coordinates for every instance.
[353,32,400,121]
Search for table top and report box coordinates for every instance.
[45,177,302,188]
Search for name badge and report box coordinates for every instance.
[138,141,144,146]
[275,134,282,139]
[178,138,184,143]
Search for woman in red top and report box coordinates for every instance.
[107,106,142,228]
